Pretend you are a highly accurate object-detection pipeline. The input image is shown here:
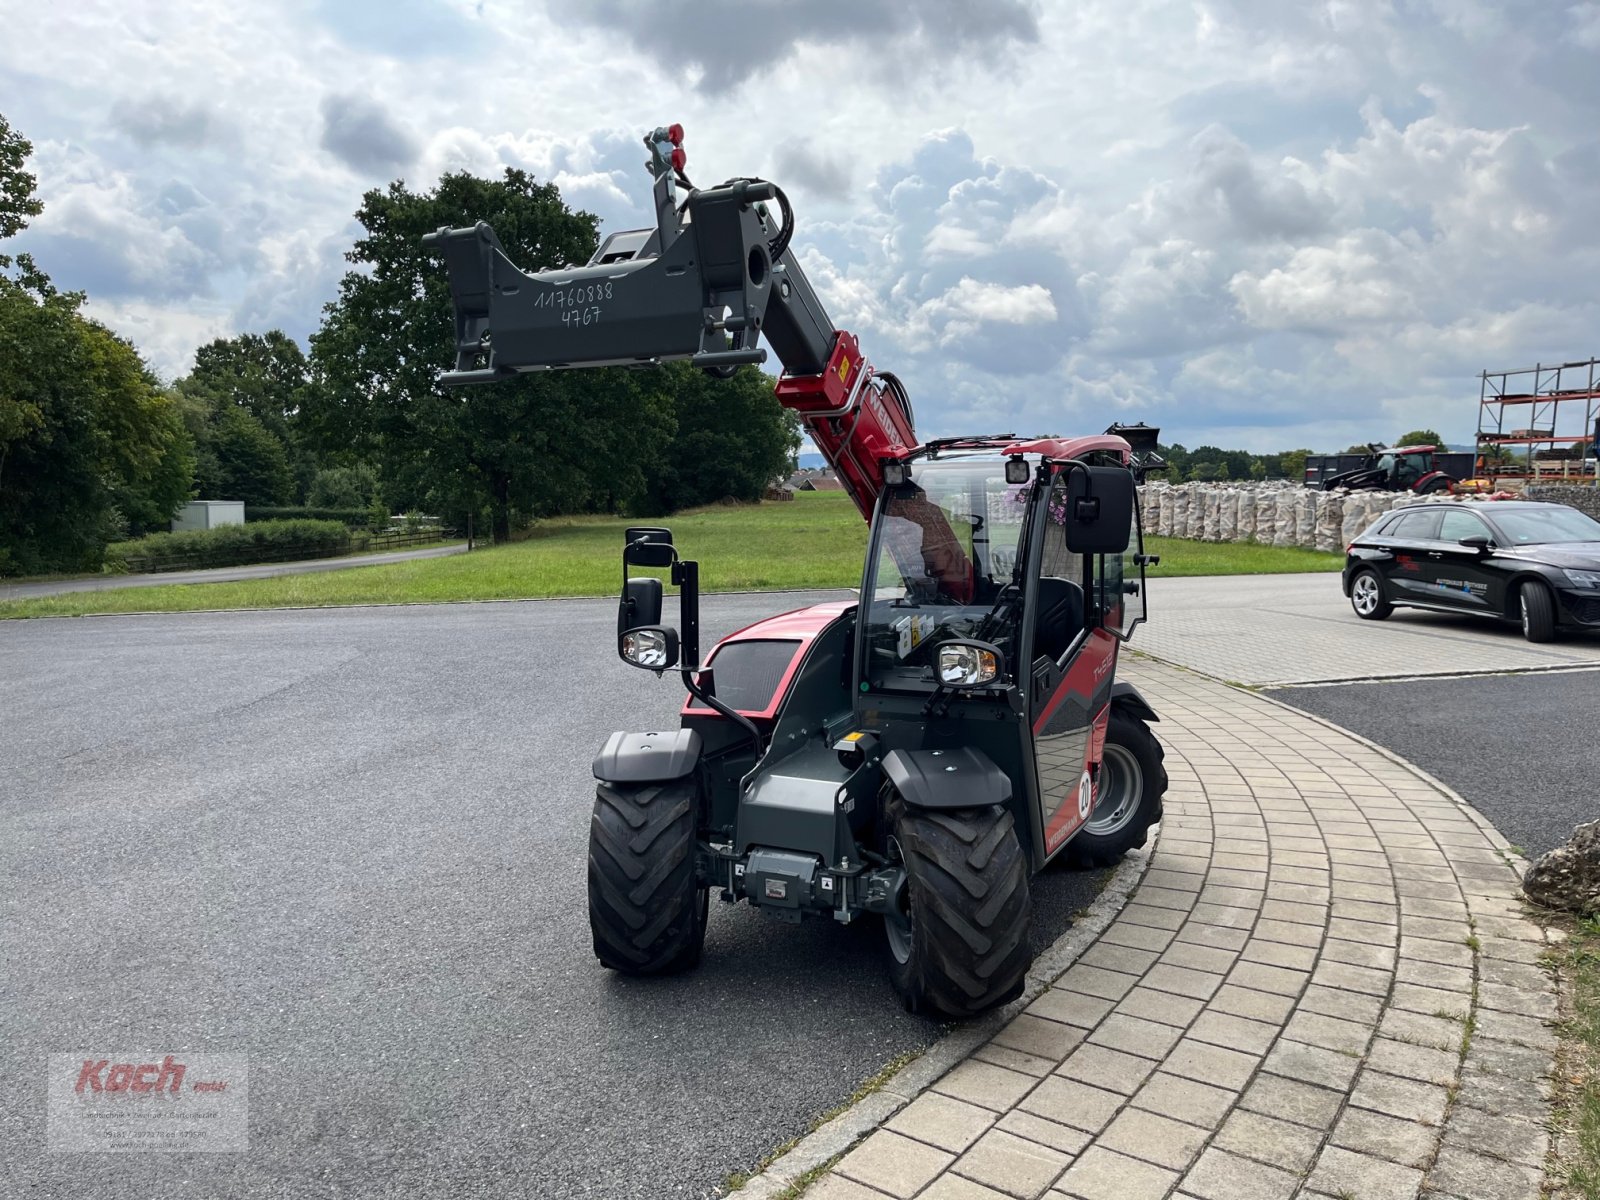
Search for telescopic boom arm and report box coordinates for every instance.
[422,124,916,517]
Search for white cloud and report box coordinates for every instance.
[1,0,1597,451]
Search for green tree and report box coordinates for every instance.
[1277,449,1311,479]
[196,406,294,506]
[177,330,311,500]
[306,168,685,541]
[0,113,193,572]
[641,362,801,514]
[0,112,44,269]
[307,463,379,509]
[1395,428,1445,448]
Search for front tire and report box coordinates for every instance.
[587,779,707,974]
[1350,568,1393,620]
[883,796,1032,1019]
[1066,710,1168,868]
[1520,581,1556,643]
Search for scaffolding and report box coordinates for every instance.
[1475,358,1600,486]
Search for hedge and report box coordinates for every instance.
[105,520,363,574]
[245,506,373,528]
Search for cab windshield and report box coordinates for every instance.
[861,461,1026,689]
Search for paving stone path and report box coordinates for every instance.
[800,659,1558,1200]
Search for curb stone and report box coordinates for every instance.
[723,833,1158,1197]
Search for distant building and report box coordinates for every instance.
[171,501,245,532]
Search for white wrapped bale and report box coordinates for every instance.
[1201,489,1221,541]
[1185,485,1205,539]
[1168,488,1189,539]
[1294,490,1318,549]
[1272,489,1298,546]
[1218,489,1240,542]
[1253,491,1277,543]
[1234,489,1256,543]
[1152,487,1170,538]
[1314,491,1344,553]
[1340,491,1371,545]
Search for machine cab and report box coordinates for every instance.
[854,448,1148,868]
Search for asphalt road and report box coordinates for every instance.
[0,543,468,600]
[0,594,1109,1199]
[1269,666,1600,857]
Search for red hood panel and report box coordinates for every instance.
[718,599,856,643]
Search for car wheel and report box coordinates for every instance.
[1520,581,1556,643]
[1350,569,1393,620]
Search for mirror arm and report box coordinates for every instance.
[682,667,764,759]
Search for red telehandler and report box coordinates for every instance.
[424,126,1168,1017]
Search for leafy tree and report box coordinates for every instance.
[307,464,379,508]
[0,113,193,572]
[1395,428,1445,448]
[196,406,294,506]
[640,362,801,514]
[306,169,685,540]
[0,112,43,271]
[177,331,311,500]
[1277,449,1311,479]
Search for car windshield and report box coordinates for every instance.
[1488,507,1600,545]
[862,461,1026,689]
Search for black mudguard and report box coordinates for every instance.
[592,729,702,783]
[1110,682,1160,723]
[883,746,1013,811]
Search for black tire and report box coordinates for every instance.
[1349,568,1393,621]
[1418,475,1452,494]
[883,796,1032,1019]
[587,779,707,974]
[1520,580,1556,643]
[1065,710,1168,868]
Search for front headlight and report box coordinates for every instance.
[938,643,1000,687]
[622,629,673,668]
[1565,569,1600,589]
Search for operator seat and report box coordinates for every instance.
[1033,577,1084,663]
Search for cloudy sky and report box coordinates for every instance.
[5,0,1599,452]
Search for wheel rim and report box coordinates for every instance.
[1352,573,1380,615]
[1521,591,1532,635]
[1085,743,1143,837]
[884,836,913,965]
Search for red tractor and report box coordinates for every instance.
[1305,444,1459,493]
[424,126,1168,1017]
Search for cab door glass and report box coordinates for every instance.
[1097,497,1141,639]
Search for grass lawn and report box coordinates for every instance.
[0,491,1343,619]
[1557,914,1600,1195]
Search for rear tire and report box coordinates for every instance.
[1066,710,1168,868]
[1520,581,1556,643]
[587,779,707,974]
[883,796,1032,1019]
[1418,476,1452,494]
[1350,568,1393,620]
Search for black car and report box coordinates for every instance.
[1342,501,1600,641]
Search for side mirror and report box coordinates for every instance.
[619,577,664,636]
[935,640,1005,688]
[619,625,680,671]
[1459,534,1491,553]
[624,526,675,568]
[1060,465,1134,554]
